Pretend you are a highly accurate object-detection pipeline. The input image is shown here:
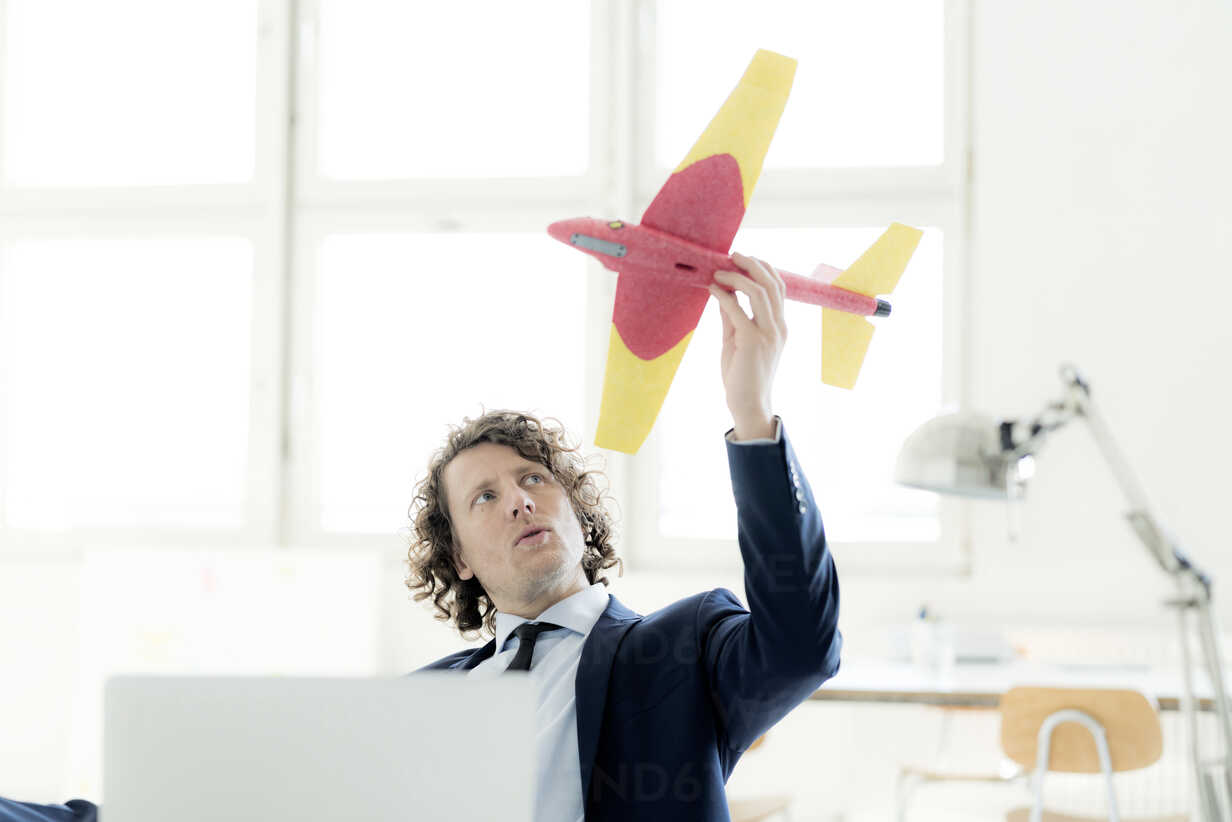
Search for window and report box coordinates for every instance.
[0,236,254,530]
[314,0,589,180]
[0,1,967,572]
[653,0,944,170]
[633,0,967,572]
[0,0,279,549]
[289,0,601,545]
[308,232,587,534]
[2,0,257,187]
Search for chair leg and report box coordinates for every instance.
[896,770,920,822]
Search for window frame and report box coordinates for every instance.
[0,0,972,577]
[623,0,974,576]
[0,201,285,554]
[279,0,624,551]
[0,0,289,555]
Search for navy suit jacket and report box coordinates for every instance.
[417,422,842,821]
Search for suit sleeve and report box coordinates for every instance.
[0,798,99,822]
[698,417,841,752]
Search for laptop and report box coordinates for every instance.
[103,673,535,822]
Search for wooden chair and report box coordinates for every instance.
[1000,687,1186,822]
[899,687,1188,821]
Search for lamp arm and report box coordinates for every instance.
[1003,364,1186,578]
[1060,365,1187,578]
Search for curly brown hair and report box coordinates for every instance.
[404,409,622,640]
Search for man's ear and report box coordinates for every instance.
[452,544,474,581]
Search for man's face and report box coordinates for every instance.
[442,442,588,612]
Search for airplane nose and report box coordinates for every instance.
[547,220,573,244]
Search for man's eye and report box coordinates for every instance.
[475,491,494,504]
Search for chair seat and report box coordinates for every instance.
[1006,808,1189,822]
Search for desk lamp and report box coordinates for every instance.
[894,363,1232,821]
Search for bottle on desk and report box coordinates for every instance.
[910,604,956,679]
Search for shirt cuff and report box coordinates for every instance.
[725,416,782,446]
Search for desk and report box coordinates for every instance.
[811,658,1219,711]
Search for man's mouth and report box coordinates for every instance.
[515,527,550,547]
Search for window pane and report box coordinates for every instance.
[658,226,943,542]
[315,233,587,532]
[0,237,254,529]
[654,0,943,169]
[1,0,257,187]
[316,0,589,179]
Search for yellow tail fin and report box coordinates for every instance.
[832,222,922,296]
[821,309,875,389]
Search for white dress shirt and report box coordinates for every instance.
[466,581,609,821]
[464,418,782,820]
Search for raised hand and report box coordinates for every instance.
[707,252,786,441]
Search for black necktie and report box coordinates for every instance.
[505,621,564,672]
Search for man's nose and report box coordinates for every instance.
[510,490,535,517]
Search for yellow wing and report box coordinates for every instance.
[639,49,797,251]
[594,50,797,454]
[593,324,700,455]
[669,48,797,209]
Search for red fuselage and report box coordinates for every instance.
[547,217,882,317]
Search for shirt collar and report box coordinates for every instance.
[493,582,610,653]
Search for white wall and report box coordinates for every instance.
[2,1,1231,817]
[906,0,1231,628]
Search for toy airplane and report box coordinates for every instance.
[547,49,923,454]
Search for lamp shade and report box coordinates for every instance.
[894,411,1015,499]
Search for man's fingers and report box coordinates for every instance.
[757,255,787,307]
[733,252,786,333]
[730,254,785,335]
[715,267,779,339]
[708,283,756,336]
[713,270,770,334]
[716,290,734,339]
[737,252,783,301]
[758,256,787,335]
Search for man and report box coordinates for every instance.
[408,253,841,821]
[0,253,841,822]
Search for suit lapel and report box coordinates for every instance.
[575,594,641,802]
[456,639,497,670]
